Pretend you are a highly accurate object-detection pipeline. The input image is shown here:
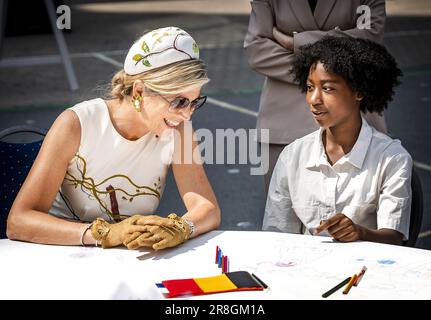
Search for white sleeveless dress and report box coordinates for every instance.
[49,98,175,222]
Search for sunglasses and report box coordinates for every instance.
[160,95,207,112]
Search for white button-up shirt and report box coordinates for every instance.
[263,119,413,240]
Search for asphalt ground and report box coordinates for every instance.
[0,1,430,249]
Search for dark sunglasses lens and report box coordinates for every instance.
[170,97,190,109]
[192,96,207,110]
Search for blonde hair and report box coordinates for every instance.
[110,59,209,100]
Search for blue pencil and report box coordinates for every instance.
[218,250,222,267]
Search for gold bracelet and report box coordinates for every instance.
[167,213,193,240]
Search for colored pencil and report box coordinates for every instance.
[342,274,358,295]
[218,251,222,267]
[322,277,351,298]
[354,266,367,286]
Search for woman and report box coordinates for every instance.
[263,36,412,245]
[7,27,221,250]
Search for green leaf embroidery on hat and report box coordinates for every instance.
[142,59,151,67]
[141,41,150,53]
[192,42,199,54]
[132,54,143,62]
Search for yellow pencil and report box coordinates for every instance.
[342,274,358,295]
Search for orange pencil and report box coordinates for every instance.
[342,274,358,294]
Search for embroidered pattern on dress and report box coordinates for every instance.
[64,153,161,221]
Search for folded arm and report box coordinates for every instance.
[244,0,297,83]
[244,0,385,84]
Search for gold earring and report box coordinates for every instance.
[132,95,142,112]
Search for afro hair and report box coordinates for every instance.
[290,36,402,114]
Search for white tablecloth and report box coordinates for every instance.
[1,230,431,299]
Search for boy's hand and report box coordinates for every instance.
[314,213,362,242]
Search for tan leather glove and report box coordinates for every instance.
[90,215,175,249]
[121,215,178,248]
[124,214,192,250]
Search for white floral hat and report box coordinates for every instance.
[124,26,200,75]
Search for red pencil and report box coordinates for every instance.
[354,266,367,286]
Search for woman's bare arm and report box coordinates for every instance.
[171,123,221,238]
[7,110,96,245]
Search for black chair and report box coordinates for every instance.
[0,125,47,238]
[403,168,424,247]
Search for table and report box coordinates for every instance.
[1,231,431,299]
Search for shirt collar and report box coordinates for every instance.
[305,117,373,170]
[305,128,327,169]
[342,117,373,169]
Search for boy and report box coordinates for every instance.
[263,37,411,245]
